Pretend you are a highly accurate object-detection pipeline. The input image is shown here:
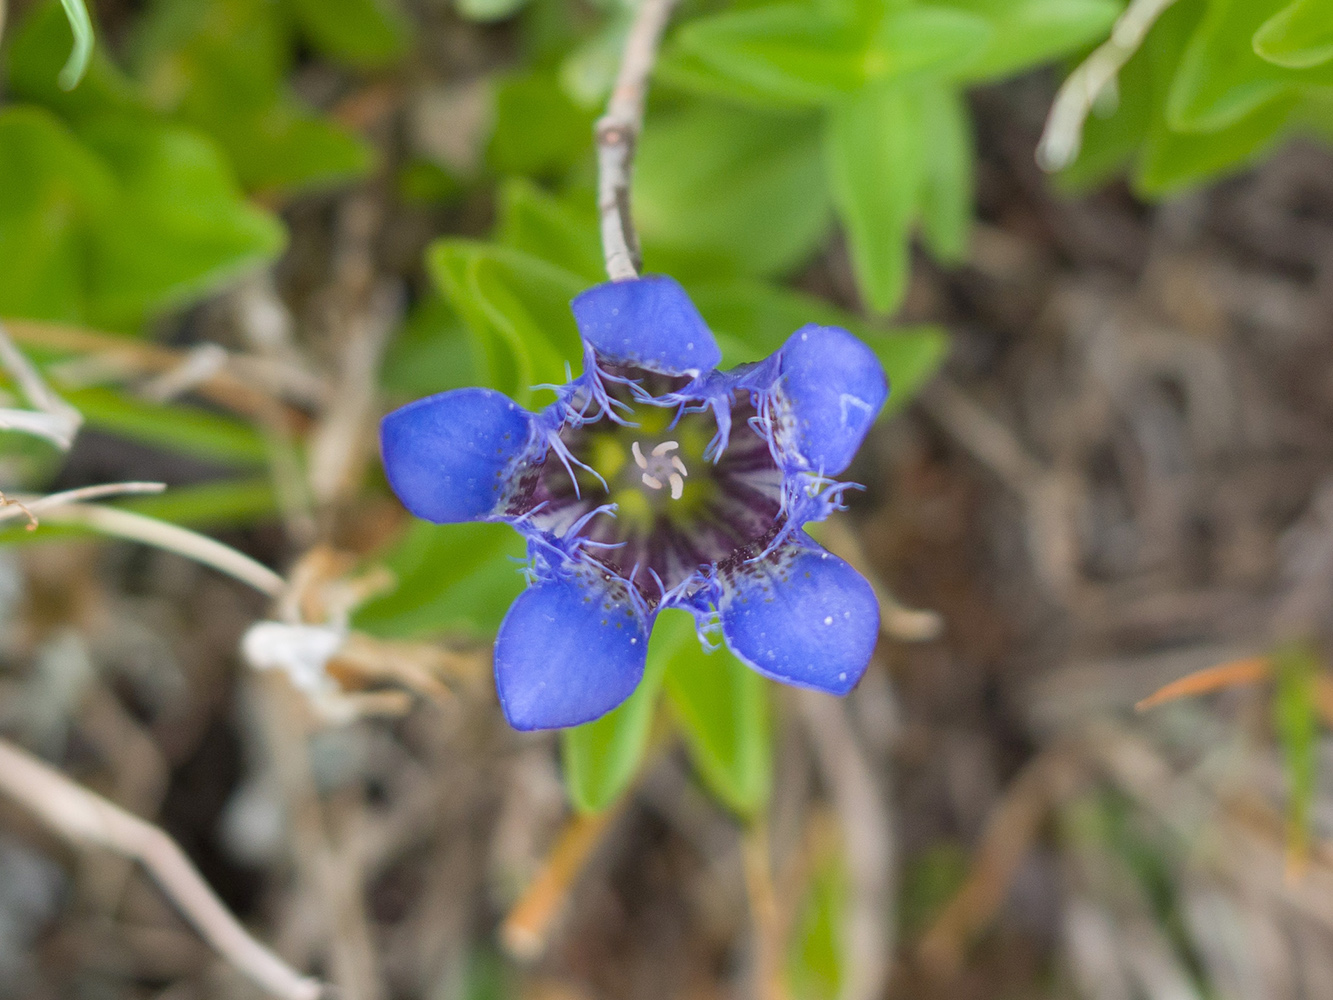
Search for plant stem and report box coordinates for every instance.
[597,0,680,281]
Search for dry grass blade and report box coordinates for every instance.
[0,319,83,449]
[28,501,285,596]
[501,807,620,961]
[0,738,325,1000]
[1135,656,1272,711]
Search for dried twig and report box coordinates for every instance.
[501,807,621,961]
[1036,0,1180,171]
[0,319,83,449]
[0,737,324,1000]
[918,746,1081,978]
[24,500,285,596]
[596,0,680,280]
[919,377,1078,597]
[741,822,791,1000]
[1,481,166,526]
[817,518,943,643]
[258,676,384,1000]
[798,693,896,1000]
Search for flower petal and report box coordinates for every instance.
[776,324,888,475]
[494,566,650,730]
[572,275,721,376]
[718,538,878,695]
[380,387,537,523]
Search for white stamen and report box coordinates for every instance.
[631,440,689,499]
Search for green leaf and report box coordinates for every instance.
[674,5,874,105]
[682,279,948,412]
[941,0,1120,82]
[80,118,286,325]
[382,295,477,399]
[130,0,374,193]
[9,1,129,117]
[1138,0,1296,196]
[865,325,949,414]
[116,476,278,526]
[561,611,692,812]
[1167,0,1333,133]
[65,385,270,466]
[898,842,970,936]
[354,520,527,639]
[0,106,116,323]
[288,0,409,67]
[489,71,597,177]
[663,628,772,817]
[916,85,972,263]
[635,103,831,279]
[56,0,95,90]
[688,278,867,364]
[426,240,586,406]
[495,179,604,283]
[824,82,923,314]
[787,854,846,1000]
[1254,0,1333,70]
[674,3,990,106]
[1272,641,1320,865]
[456,0,531,25]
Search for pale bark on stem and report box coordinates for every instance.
[597,0,680,281]
[0,738,325,1000]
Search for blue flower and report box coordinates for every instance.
[381,276,887,730]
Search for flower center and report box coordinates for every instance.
[514,381,785,608]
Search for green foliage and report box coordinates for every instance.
[287,0,409,67]
[128,0,376,193]
[66,386,270,466]
[0,105,283,328]
[897,842,970,936]
[355,521,528,639]
[1272,642,1320,862]
[7,0,1325,842]
[635,103,831,279]
[427,240,586,408]
[56,0,95,90]
[1254,0,1333,70]
[489,71,598,177]
[663,628,772,817]
[560,610,685,813]
[1066,0,1333,197]
[661,0,1117,313]
[787,853,847,1000]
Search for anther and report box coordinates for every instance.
[670,455,688,477]
[632,441,648,469]
[668,473,684,500]
[651,440,679,457]
[641,473,663,490]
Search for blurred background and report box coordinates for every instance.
[2,0,1333,997]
